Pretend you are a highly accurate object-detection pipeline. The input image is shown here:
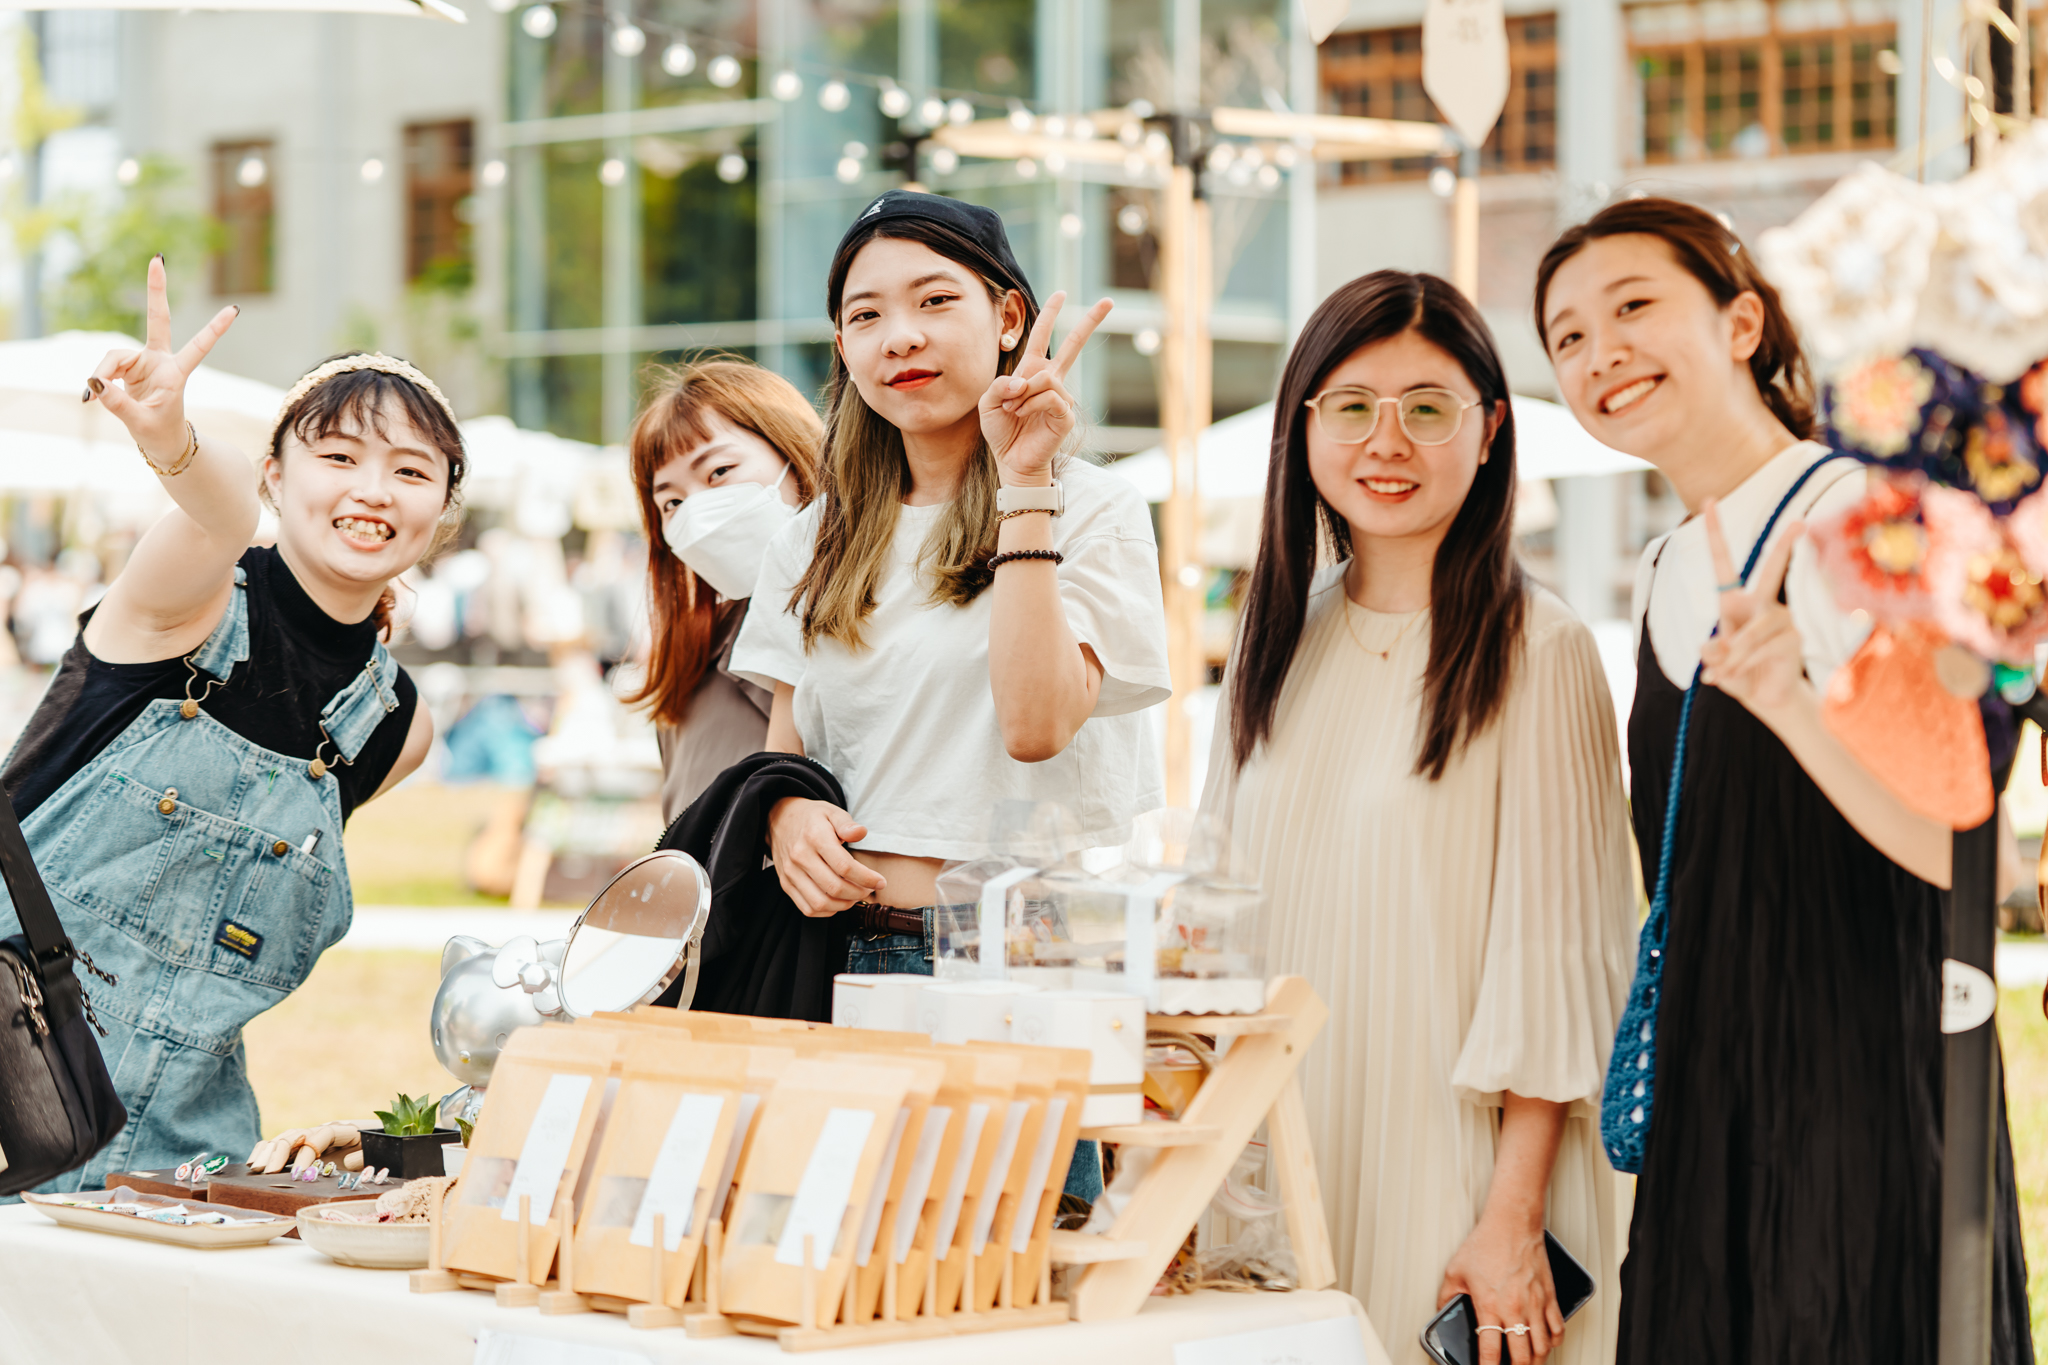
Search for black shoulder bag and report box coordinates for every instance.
[0,787,126,1195]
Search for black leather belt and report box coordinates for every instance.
[851,902,926,937]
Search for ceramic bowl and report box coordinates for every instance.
[295,1203,430,1269]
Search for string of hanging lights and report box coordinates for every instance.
[490,0,1322,192]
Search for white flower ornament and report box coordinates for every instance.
[1759,163,1938,373]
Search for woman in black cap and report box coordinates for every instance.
[731,190,1171,966]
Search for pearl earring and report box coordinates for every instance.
[1000,334,1016,349]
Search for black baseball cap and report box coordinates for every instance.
[832,190,1037,311]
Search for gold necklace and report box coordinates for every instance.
[1343,601,1425,661]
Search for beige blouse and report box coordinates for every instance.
[1202,568,1637,1365]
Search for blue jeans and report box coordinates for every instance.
[844,907,1103,1206]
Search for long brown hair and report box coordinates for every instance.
[794,215,1036,651]
[266,354,468,639]
[1229,271,1527,780]
[626,357,823,727]
[1532,196,1816,438]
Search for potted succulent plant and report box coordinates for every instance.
[360,1093,460,1181]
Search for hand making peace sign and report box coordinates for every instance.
[979,290,1114,482]
[1696,498,1809,719]
[85,255,239,465]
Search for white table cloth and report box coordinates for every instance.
[0,1206,1391,1365]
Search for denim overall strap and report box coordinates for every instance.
[317,641,401,765]
[188,567,251,682]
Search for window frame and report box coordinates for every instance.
[1627,2,1897,163]
[211,138,277,298]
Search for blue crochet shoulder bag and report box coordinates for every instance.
[1600,451,1851,1174]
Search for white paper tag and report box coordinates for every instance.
[1009,1097,1068,1253]
[853,1107,911,1267]
[500,1073,593,1224]
[977,865,1039,980]
[1171,1314,1372,1365]
[1942,958,1999,1034]
[773,1107,876,1268]
[709,1091,762,1224]
[970,1100,1029,1254]
[629,1092,726,1249]
[1125,872,1186,1007]
[891,1104,951,1264]
[932,1102,989,1250]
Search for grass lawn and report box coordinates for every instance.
[341,780,523,906]
[2004,985,2048,1355]
[243,949,447,1133]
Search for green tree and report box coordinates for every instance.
[46,156,221,336]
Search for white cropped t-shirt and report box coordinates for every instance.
[730,456,1173,861]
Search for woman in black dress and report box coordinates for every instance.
[1533,197,2031,1362]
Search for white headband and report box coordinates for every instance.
[269,352,462,454]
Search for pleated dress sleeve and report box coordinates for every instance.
[1450,593,1638,1114]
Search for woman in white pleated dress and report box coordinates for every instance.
[1202,271,1636,1365]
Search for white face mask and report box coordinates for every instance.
[662,463,796,599]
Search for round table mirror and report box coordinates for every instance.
[557,849,712,1018]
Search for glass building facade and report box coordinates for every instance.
[500,0,1310,446]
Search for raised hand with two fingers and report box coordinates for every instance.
[978,290,1113,482]
[1696,498,1809,720]
[85,254,239,471]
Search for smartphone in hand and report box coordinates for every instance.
[1419,1231,1596,1365]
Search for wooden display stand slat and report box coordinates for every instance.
[1061,976,1334,1321]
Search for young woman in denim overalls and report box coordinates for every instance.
[0,261,461,1192]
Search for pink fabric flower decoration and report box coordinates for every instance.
[1922,485,2048,662]
[1807,473,1936,622]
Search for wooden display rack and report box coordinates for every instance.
[411,975,1332,1350]
[1062,975,1335,1320]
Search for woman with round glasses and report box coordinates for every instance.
[1202,271,1635,1364]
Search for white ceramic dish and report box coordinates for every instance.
[296,1203,431,1269]
[23,1188,289,1249]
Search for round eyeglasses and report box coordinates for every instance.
[1303,386,1483,447]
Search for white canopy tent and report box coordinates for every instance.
[0,339,633,537]
[1110,393,1648,501]
[0,331,287,490]
[1108,395,1649,569]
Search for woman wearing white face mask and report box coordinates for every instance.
[626,359,823,823]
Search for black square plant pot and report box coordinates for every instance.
[360,1128,460,1181]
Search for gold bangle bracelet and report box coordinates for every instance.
[997,506,1056,522]
[139,421,199,477]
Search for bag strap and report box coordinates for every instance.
[1646,452,1854,928]
[0,784,72,967]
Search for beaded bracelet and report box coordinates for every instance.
[987,549,1064,572]
[139,421,200,478]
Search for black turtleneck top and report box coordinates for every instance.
[1,545,418,823]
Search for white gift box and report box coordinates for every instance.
[920,979,1041,1045]
[831,973,929,1032]
[1009,989,1146,1127]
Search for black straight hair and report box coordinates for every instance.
[1229,270,1527,779]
